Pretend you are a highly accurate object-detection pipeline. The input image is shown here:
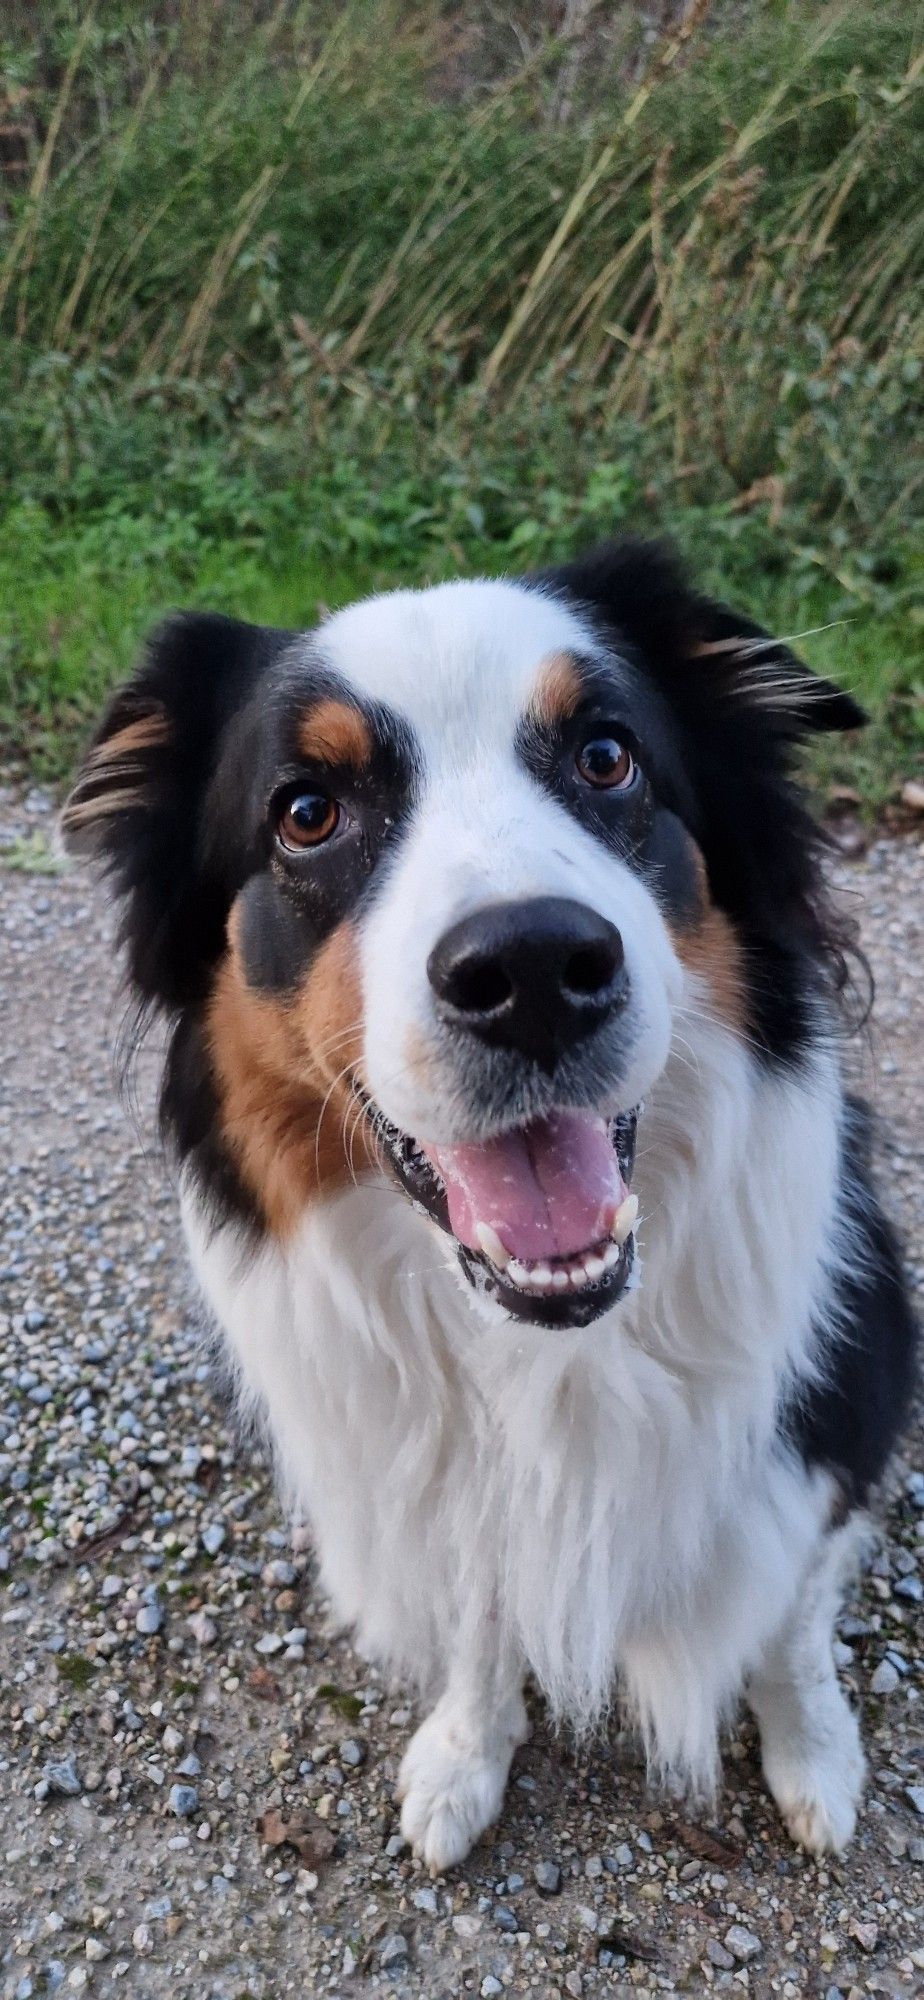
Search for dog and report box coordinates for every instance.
[64,537,916,1870]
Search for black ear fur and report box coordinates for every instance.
[62,612,286,1009]
[684,597,867,735]
[538,537,866,737]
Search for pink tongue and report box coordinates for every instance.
[423,1110,626,1262]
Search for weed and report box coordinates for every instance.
[55,1652,97,1690]
[316,1683,364,1721]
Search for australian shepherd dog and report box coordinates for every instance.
[64,538,916,1869]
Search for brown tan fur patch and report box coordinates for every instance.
[687,636,749,660]
[296,698,372,770]
[82,708,172,768]
[668,843,746,1034]
[527,651,583,730]
[206,911,378,1236]
[61,706,171,841]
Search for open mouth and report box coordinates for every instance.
[358,1090,638,1329]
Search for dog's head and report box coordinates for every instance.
[63,540,863,1330]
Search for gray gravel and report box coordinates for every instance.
[1,785,922,2000]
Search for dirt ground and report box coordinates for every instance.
[1,786,922,2000]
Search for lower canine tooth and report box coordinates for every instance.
[475,1222,511,1270]
[610,1193,638,1246]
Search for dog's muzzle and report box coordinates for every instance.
[359,1089,639,1329]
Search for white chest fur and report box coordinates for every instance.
[183,1020,844,1784]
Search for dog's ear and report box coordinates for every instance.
[61,612,286,1008]
[684,595,867,736]
[539,537,866,737]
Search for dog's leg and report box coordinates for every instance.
[397,1629,528,1873]
[748,1516,867,1855]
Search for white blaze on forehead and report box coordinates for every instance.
[316,575,681,1147]
[317,578,596,760]
[358,749,682,1145]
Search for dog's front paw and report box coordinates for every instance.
[762,1707,865,1856]
[397,1695,528,1873]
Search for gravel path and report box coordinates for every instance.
[1,787,922,2000]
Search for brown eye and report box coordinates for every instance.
[277,791,340,850]
[575,736,636,790]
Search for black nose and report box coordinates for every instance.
[427,895,626,1072]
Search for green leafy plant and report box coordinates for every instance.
[0,1,921,802]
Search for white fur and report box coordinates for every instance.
[320,582,681,1142]
[183,578,865,1866]
[184,1019,860,1857]
[748,1513,869,1852]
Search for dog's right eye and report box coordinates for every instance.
[277,791,340,851]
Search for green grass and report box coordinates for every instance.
[1,483,920,804]
[0,0,921,802]
[55,1651,97,1690]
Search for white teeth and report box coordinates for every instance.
[487,1209,636,1296]
[610,1194,639,1246]
[475,1222,511,1270]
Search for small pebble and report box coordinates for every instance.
[725,1924,761,1962]
[168,1784,199,1817]
[871,1659,900,1695]
[188,1609,217,1646]
[379,1933,409,1969]
[452,1914,482,1940]
[255,1632,284,1655]
[41,1758,82,1797]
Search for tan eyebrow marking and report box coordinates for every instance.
[296,698,372,769]
[527,651,583,729]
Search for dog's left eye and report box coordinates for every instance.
[277,791,340,851]
[575,736,636,790]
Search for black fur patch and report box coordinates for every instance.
[784,1100,918,1507]
[160,1012,259,1234]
